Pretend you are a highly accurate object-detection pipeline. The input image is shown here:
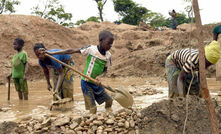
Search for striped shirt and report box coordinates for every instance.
[171,48,199,73]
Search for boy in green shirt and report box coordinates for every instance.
[46,30,114,114]
[7,38,29,100]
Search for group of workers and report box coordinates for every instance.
[6,23,221,114]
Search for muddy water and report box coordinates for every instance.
[0,77,150,122]
[0,77,220,123]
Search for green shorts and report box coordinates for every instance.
[13,78,28,94]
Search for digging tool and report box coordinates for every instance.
[49,69,73,110]
[44,53,134,109]
[7,77,10,100]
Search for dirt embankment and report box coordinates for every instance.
[139,96,221,134]
[0,15,219,83]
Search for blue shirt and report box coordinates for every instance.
[39,49,71,69]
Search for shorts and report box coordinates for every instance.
[81,79,112,110]
[13,78,28,94]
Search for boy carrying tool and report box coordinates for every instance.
[7,38,29,100]
[33,43,74,102]
[46,30,114,114]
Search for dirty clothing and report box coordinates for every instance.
[13,78,28,94]
[39,49,74,99]
[81,80,113,112]
[165,55,201,98]
[53,61,74,100]
[11,51,29,94]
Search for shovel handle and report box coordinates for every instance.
[8,78,10,100]
[44,53,116,93]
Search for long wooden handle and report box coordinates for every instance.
[192,0,219,133]
[8,78,10,100]
[45,53,116,93]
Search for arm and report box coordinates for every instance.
[42,66,52,91]
[177,69,188,96]
[23,62,28,80]
[47,48,81,55]
[54,67,65,93]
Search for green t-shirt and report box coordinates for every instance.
[213,25,221,35]
[80,45,112,83]
[12,51,28,78]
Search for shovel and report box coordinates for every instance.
[44,53,134,109]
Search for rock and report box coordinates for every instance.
[120,112,127,117]
[104,128,113,132]
[106,119,114,125]
[82,131,87,134]
[124,121,130,128]
[41,118,51,128]
[171,114,179,122]
[34,123,41,130]
[118,122,124,127]
[93,120,103,126]
[91,125,97,132]
[54,116,70,127]
[76,131,83,134]
[66,130,76,134]
[97,115,104,121]
[129,120,135,128]
[75,126,84,131]
[128,130,136,134]
[72,116,82,124]
[137,112,142,118]
[70,122,79,130]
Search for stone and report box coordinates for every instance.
[34,123,41,130]
[41,118,51,127]
[76,131,83,134]
[66,130,76,134]
[106,119,114,125]
[118,122,124,127]
[104,128,113,132]
[129,120,135,128]
[70,122,79,130]
[97,115,104,121]
[93,120,103,126]
[171,114,179,122]
[54,116,70,127]
[124,121,130,128]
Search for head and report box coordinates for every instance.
[98,30,114,51]
[205,40,220,67]
[172,9,176,13]
[33,43,46,60]
[13,38,24,51]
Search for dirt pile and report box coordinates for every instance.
[3,109,142,134]
[0,15,218,83]
[139,96,221,134]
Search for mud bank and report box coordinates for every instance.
[139,96,221,134]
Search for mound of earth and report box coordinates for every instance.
[139,96,221,134]
[0,15,219,83]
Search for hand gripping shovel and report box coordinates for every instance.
[45,53,134,109]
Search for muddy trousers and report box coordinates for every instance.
[13,78,28,100]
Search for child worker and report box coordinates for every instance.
[46,30,114,114]
[7,38,29,100]
[33,43,74,101]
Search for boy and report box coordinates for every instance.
[47,30,114,114]
[165,41,220,98]
[33,43,74,101]
[169,9,177,30]
[7,38,29,100]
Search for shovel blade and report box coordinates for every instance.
[113,86,133,108]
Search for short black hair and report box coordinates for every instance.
[15,38,24,46]
[99,30,114,42]
[33,43,46,52]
